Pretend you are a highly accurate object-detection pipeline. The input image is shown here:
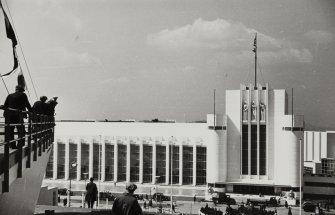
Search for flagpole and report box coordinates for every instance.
[254,33,257,87]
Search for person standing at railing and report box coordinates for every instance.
[32,96,48,115]
[2,85,31,149]
[32,96,48,131]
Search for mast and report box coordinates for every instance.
[253,33,257,87]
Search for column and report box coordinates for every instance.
[165,142,170,185]
[101,138,106,182]
[114,142,118,182]
[65,139,70,180]
[139,142,144,184]
[53,141,58,180]
[77,139,81,181]
[89,140,93,179]
[126,141,131,182]
[193,144,197,186]
[152,143,156,184]
[179,144,183,185]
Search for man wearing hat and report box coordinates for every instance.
[2,85,31,149]
[111,183,142,215]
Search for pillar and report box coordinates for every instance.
[101,138,106,182]
[53,141,58,180]
[165,142,170,185]
[179,144,183,185]
[114,142,118,182]
[77,139,81,181]
[126,141,131,182]
[139,142,143,184]
[65,139,70,180]
[89,140,93,179]
[152,143,156,184]
[193,144,197,186]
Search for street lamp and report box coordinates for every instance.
[69,161,77,207]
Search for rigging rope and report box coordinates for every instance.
[0,72,9,94]
[3,0,38,100]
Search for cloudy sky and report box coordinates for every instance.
[0,0,334,130]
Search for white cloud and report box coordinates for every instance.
[147,18,312,63]
[304,30,334,44]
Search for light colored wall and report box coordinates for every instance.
[226,90,241,181]
[206,114,227,183]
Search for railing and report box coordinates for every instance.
[0,107,55,193]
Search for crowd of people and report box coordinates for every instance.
[1,85,58,149]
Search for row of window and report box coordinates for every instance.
[46,143,207,185]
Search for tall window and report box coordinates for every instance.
[57,143,65,179]
[196,146,206,185]
[105,144,114,181]
[130,144,140,182]
[169,145,179,184]
[143,145,152,183]
[251,125,257,175]
[93,143,101,180]
[156,145,166,183]
[242,125,248,175]
[182,146,193,184]
[81,144,89,180]
[45,148,53,178]
[69,143,77,179]
[118,144,127,181]
[259,125,266,175]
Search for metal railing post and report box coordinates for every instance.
[17,111,23,178]
[26,112,32,168]
[33,113,38,161]
[2,119,10,193]
[38,114,42,157]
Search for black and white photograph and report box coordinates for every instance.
[0,0,335,215]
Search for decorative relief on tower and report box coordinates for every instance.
[251,101,257,121]
[260,102,266,122]
[242,102,248,121]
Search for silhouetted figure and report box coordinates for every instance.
[32,96,48,115]
[288,206,292,215]
[285,201,288,208]
[111,183,142,215]
[85,177,98,208]
[193,194,196,203]
[45,97,58,116]
[2,85,32,149]
[143,200,146,209]
[63,198,67,206]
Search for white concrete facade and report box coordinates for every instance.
[304,131,335,162]
[48,83,305,195]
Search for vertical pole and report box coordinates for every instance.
[3,118,10,193]
[171,137,173,215]
[254,33,257,87]
[27,112,32,168]
[292,88,294,129]
[214,89,216,128]
[98,135,101,208]
[17,111,23,178]
[68,178,71,207]
[299,139,302,215]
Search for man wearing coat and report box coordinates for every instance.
[85,177,98,208]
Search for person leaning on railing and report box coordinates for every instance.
[1,85,32,149]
